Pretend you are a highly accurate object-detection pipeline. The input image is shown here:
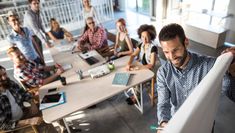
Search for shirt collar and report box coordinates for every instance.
[11,27,25,37]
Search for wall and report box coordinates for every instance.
[117,0,126,11]
[225,0,235,44]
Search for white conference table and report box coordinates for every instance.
[39,44,154,124]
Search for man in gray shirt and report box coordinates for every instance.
[24,0,52,57]
[156,23,235,133]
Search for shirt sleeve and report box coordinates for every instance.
[157,67,172,124]
[78,31,89,45]
[24,11,48,44]
[223,73,235,102]
[89,28,106,50]
[151,46,158,54]
[18,69,43,88]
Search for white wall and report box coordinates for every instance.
[225,0,235,44]
[117,0,126,11]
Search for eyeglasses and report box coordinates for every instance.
[88,21,95,25]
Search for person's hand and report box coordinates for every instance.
[222,47,235,56]
[125,64,131,71]
[55,63,62,69]
[17,117,42,127]
[229,63,235,77]
[117,52,122,57]
[46,42,53,48]
[28,100,39,116]
[56,67,64,76]
[114,51,118,56]
[156,122,168,133]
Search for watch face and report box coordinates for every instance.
[23,101,31,107]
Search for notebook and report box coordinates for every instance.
[112,73,131,86]
[39,92,66,110]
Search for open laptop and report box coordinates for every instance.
[78,50,99,65]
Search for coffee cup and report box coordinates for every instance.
[60,76,67,85]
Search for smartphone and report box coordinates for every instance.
[48,88,58,93]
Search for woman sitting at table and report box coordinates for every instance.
[125,24,160,105]
[77,17,109,57]
[114,18,133,57]
[47,18,73,43]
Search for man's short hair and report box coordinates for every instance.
[0,65,5,70]
[7,46,20,56]
[6,11,17,21]
[159,23,186,46]
[28,0,40,4]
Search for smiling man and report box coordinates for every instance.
[24,0,52,54]
[7,12,44,65]
[156,23,235,133]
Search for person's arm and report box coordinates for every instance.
[118,35,134,56]
[42,68,64,85]
[24,11,51,48]
[77,31,89,50]
[143,52,156,69]
[89,28,106,50]
[125,47,140,71]
[62,28,73,40]
[157,68,171,126]
[31,34,44,64]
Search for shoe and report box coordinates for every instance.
[125,96,137,105]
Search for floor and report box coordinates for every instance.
[1,10,235,133]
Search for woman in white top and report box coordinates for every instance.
[82,0,101,25]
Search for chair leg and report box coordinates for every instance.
[150,78,155,106]
[31,125,38,133]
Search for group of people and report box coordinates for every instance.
[1,0,235,132]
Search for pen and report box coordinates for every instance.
[150,125,164,131]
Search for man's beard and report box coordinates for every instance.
[170,50,188,69]
[0,78,11,88]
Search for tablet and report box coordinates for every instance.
[41,93,62,103]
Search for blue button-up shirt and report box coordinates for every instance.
[7,27,39,61]
[157,52,234,124]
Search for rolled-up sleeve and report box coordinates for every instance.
[157,68,171,124]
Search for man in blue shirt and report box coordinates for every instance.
[7,12,44,65]
[156,23,235,133]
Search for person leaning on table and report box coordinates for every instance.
[0,65,41,131]
[156,23,235,133]
[7,46,64,89]
[77,17,108,53]
[47,18,74,43]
